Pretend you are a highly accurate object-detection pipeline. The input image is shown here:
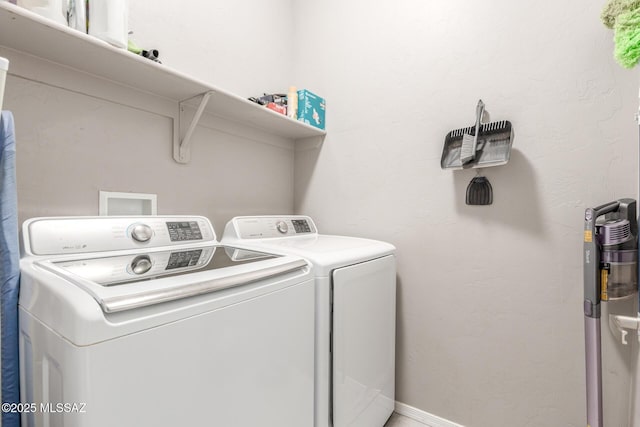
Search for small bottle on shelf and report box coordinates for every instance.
[287,86,297,119]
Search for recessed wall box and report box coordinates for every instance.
[99,191,157,216]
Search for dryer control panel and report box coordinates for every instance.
[24,216,215,256]
[226,216,318,239]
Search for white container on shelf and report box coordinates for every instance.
[67,0,86,33]
[287,86,298,119]
[0,57,8,110]
[17,0,66,25]
[88,0,128,49]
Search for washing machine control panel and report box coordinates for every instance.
[231,216,317,239]
[25,216,216,256]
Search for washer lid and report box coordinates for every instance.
[50,245,278,286]
[226,235,395,275]
[35,245,309,313]
[222,215,396,274]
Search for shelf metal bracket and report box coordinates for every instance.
[173,91,215,164]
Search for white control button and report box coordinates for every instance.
[131,255,152,275]
[131,223,153,242]
[276,221,289,234]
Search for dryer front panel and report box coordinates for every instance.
[332,255,396,427]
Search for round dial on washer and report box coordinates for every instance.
[130,255,152,275]
[131,223,153,242]
[276,221,289,234]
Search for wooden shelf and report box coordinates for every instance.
[0,2,325,162]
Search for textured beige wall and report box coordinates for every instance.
[127,0,295,98]
[292,1,639,425]
[5,76,295,237]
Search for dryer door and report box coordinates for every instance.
[332,255,396,427]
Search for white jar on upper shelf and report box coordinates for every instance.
[17,0,66,26]
[88,0,128,49]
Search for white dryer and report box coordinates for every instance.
[222,215,396,427]
[19,216,315,427]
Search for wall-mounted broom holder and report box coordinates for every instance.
[440,99,515,205]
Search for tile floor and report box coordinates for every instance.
[385,413,427,427]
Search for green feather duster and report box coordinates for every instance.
[614,8,640,68]
[601,0,640,28]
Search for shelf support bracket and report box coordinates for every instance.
[173,91,215,164]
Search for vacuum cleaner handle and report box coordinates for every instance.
[591,201,620,218]
[584,201,621,315]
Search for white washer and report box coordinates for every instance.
[19,216,315,427]
[222,215,396,427]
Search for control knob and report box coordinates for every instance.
[276,221,289,234]
[131,223,153,242]
[131,255,152,275]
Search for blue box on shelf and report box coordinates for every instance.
[297,89,325,130]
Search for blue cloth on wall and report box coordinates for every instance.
[0,111,20,427]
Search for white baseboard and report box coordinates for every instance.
[394,401,465,427]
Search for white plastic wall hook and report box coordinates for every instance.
[609,314,640,345]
